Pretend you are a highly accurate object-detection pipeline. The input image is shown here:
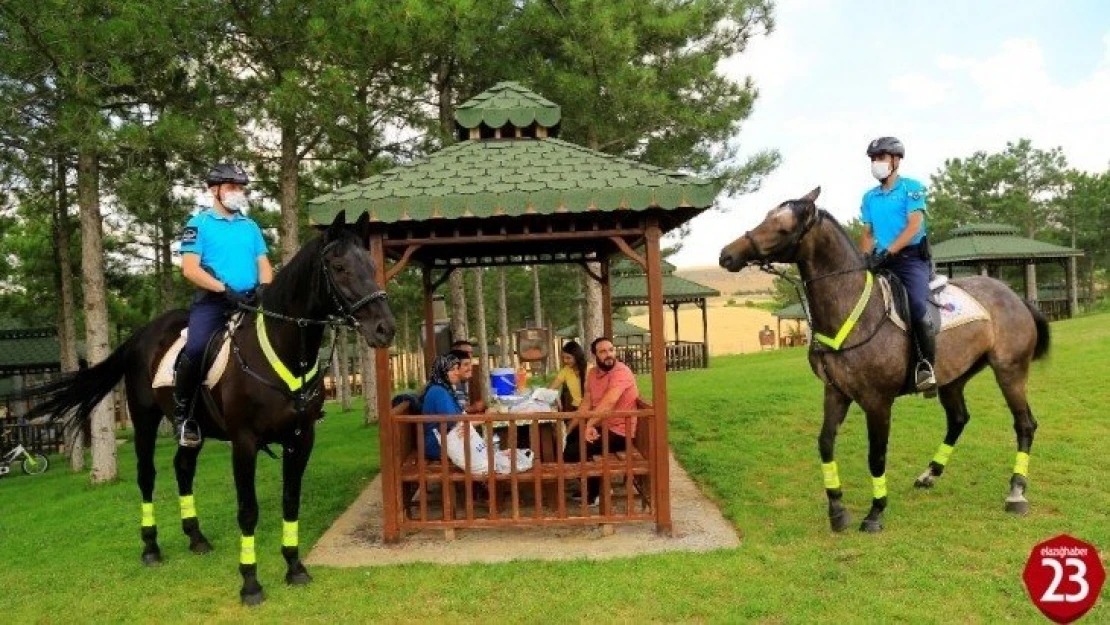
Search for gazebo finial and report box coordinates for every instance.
[454,81,562,141]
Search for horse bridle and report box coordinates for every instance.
[319,239,388,328]
[743,201,824,268]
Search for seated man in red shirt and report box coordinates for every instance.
[563,336,640,506]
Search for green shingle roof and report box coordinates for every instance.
[556,317,648,339]
[0,328,85,375]
[611,274,720,304]
[932,223,1083,264]
[308,138,718,224]
[612,256,677,277]
[773,303,808,320]
[454,82,562,129]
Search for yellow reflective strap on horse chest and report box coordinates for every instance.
[821,462,841,489]
[256,312,320,392]
[141,502,155,528]
[872,474,888,499]
[240,535,256,565]
[283,520,299,547]
[933,443,955,466]
[179,495,196,520]
[815,271,874,351]
[1014,452,1030,476]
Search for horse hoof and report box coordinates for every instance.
[190,540,213,554]
[829,509,851,533]
[240,590,265,606]
[859,519,883,533]
[1005,499,1030,516]
[141,551,163,567]
[914,472,935,489]
[286,570,312,586]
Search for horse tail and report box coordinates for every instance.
[21,329,143,428]
[1024,300,1051,361]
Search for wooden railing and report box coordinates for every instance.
[617,341,708,374]
[0,415,65,455]
[388,399,659,533]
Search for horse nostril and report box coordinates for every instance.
[374,321,394,344]
[719,252,732,268]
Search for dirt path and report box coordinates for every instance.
[305,451,741,567]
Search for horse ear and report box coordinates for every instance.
[801,186,821,203]
[354,211,371,245]
[328,210,347,240]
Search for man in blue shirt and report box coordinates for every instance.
[859,137,937,396]
[173,163,273,447]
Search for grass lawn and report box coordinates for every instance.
[1,314,1107,623]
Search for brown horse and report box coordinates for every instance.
[22,211,395,604]
[718,187,1049,533]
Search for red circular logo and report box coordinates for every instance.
[1023,534,1105,623]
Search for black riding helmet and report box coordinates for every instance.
[866,137,905,158]
[205,163,250,187]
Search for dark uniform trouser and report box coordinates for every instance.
[881,246,936,386]
[174,293,232,443]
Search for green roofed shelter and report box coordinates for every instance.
[931,224,1084,320]
[608,257,719,371]
[307,81,722,541]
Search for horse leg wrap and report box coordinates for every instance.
[1013,452,1030,477]
[932,444,954,471]
[821,462,841,490]
[179,495,197,520]
[282,520,298,548]
[240,535,256,565]
[141,502,156,528]
[872,475,888,500]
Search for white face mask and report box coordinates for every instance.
[871,161,892,181]
[220,191,249,212]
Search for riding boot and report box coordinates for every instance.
[913,318,938,398]
[172,352,203,448]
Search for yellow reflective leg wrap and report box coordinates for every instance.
[933,443,954,466]
[1013,452,1030,477]
[821,462,841,490]
[141,502,155,528]
[179,495,196,520]
[240,535,256,565]
[872,475,888,499]
[282,520,299,548]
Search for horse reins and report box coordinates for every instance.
[227,239,388,413]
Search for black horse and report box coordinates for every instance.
[22,211,395,605]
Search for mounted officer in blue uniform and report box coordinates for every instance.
[174,164,273,447]
[859,137,937,396]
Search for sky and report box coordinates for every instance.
[666,0,1110,268]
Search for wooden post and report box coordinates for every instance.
[601,257,613,339]
[645,219,672,535]
[700,299,709,364]
[1067,256,1079,318]
[422,268,437,376]
[671,303,680,342]
[371,234,401,543]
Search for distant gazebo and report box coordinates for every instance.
[771,303,809,348]
[931,224,1084,320]
[609,257,719,371]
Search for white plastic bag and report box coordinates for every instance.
[495,449,534,474]
[444,424,490,475]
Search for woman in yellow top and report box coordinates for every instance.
[550,341,588,410]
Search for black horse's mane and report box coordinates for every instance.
[262,228,361,314]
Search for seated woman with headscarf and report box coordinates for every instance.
[421,352,464,461]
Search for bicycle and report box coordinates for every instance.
[0,429,49,477]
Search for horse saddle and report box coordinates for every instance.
[877,272,991,335]
[151,314,243,390]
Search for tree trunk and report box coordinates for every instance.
[436,56,455,143]
[360,341,377,424]
[155,157,175,311]
[472,268,490,398]
[531,267,543,327]
[53,156,83,471]
[498,268,511,367]
[337,327,351,411]
[279,118,300,264]
[449,270,468,342]
[583,263,604,349]
[78,149,117,483]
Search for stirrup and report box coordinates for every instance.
[176,419,202,448]
[915,362,937,397]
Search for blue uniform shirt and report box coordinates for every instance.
[179,209,267,292]
[860,176,928,251]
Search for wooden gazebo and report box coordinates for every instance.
[0,326,83,453]
[308,82,719,540]
[931,224,1084,320]
[610,258,719,372]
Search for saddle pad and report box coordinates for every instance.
[882,279,991,334]
[151,329,232,389]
